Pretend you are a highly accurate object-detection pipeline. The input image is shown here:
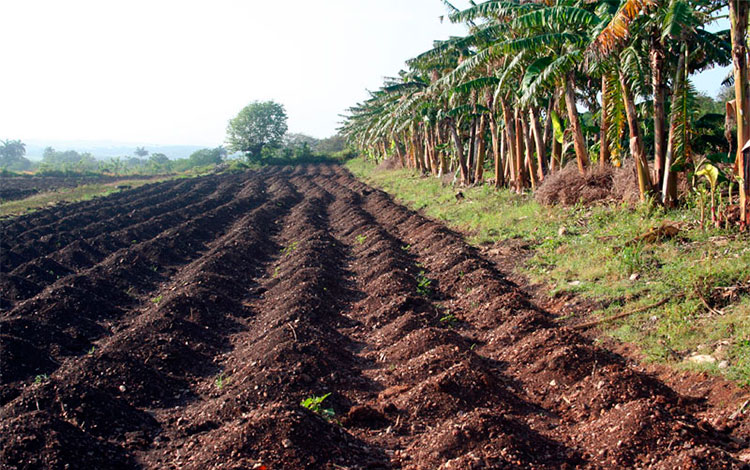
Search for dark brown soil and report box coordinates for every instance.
[0,175,157,202]
[1,165,749,469]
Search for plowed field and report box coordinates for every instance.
[1,165,748,469]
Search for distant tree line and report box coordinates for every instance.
[1,132,351,177]
[2,100,352,176]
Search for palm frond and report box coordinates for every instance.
[591,0,658,54]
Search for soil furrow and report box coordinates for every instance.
[1,165,747,470]
[0,174,267,400]
[318,166,745,468]
[0,172,302,468]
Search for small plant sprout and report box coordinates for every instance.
[282,241,299,256]
[34,374,49,384]
[215,372,229,390]
[440,312,458,328]
[88,346,96,355]
[696,163,720,227]
[416,271,432,296]
[401,244,411,251]
[356,234,367,245]
[272,266,281,278]
[151,295,163,304]
[300,393,335,420]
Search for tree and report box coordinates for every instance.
[341,0,732,213]
[728,0,749,225]
[188,146,227,167]
[149,153,171,172]
[226,101,288,162]
[0,139,31,170]
[135,146,149,158]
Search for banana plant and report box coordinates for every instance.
[695,162,719,226]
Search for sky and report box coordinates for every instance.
[1,0,466,147]
[0,1,731,149]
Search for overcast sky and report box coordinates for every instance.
[1,1,730,148]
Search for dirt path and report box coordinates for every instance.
[1,165,748,469]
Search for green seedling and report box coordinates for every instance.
[34,374,49,384]
[300,393,335,420]
[356,234,367,245]
[151,295,163,304]
[416,271,432,296]
[401,244,411,251]
[215,372,229,390]
[282,241,299,256]
[273,266,281,278]
[88,346,96,355]
[440,313,458,327]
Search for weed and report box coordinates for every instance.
[87,346,96,355]
[34,374,49,384]
[416,271,432,296]
[272,266,281,278]
[439,312,459,327]
[356,234,367,245]
[215,372,229,390]
[282,241,299,256]
[618,243,646,276]
[401,244,411,251]
[300,393,335,420]
[151,295,163,304]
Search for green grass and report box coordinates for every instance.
[0,177,170,218]
[347,158,750,384]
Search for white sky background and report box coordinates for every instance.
[0,1,730,148]
[1,0,466,147]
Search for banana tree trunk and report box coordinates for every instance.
[529,106,546,181]
[543,98,553,152]
[475,115,487,183]
[392,134,405,167]
[600,75,611,168]
[619,70,652,202]
[449,119,470,185]
[438,123,449,177]
[426,126,438,175]
[514,108,528,191]
[500,96,519,190]
[522,114,538,190]
[411,125,424,173]
[730,0,750,225]
[651,34,668,187]
[490,114,504,188]
[467,116,478,185]
[563,73,590,174]
[662,45,687,207]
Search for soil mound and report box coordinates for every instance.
[536,161,641,206]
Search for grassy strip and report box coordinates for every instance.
[347,158,750,383]
[0,177,172,218]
